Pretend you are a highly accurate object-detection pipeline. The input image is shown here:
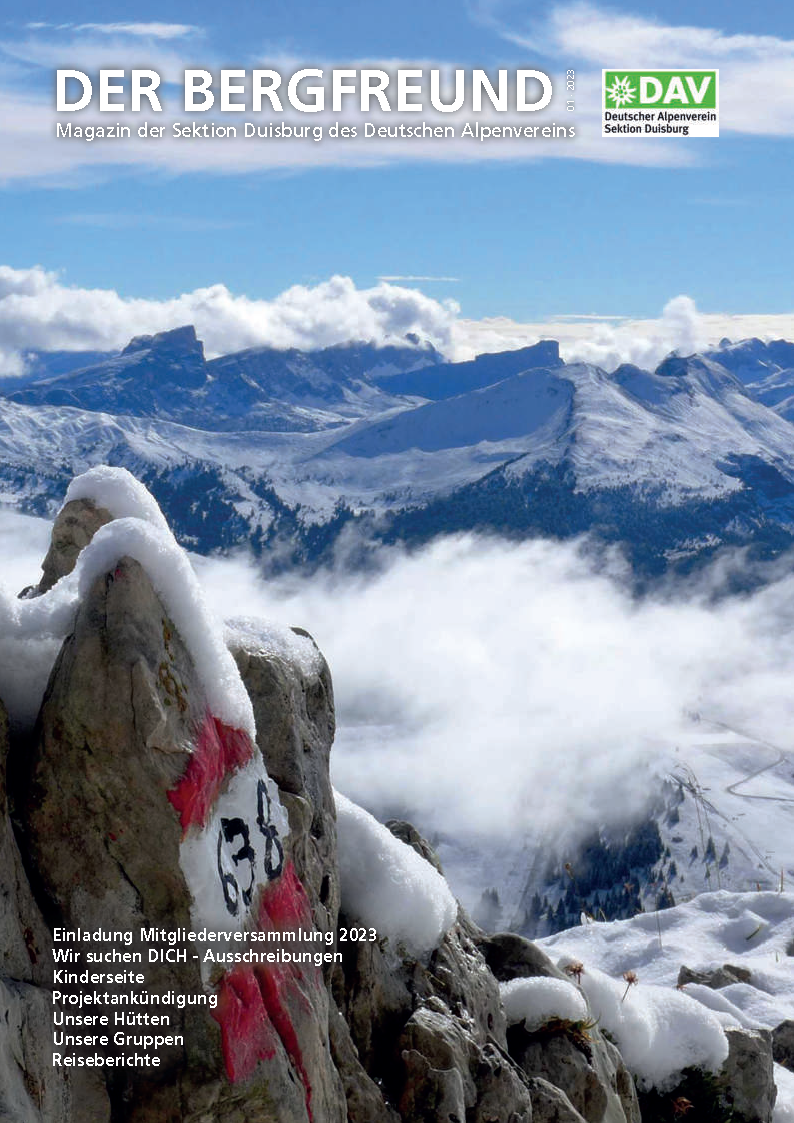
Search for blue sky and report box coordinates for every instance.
[0,0,793,355]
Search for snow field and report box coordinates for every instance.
[539,890,794,1111]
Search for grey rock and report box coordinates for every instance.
[332,931,415,1078]
[400,1046,468,1122]
[525,1075,588,1122]
[478,932,569,984]
[37,498,112,593]
[0,697,111,1123]
[716,1027,776,1123]
[509,1023,639,1123]
[512,1031,607,1122]
[399,1007,534,1123]
[0,699,50,986]
[231,632,339,942]
[15,554,343,1122]
[0,976,110,1123]
[399,1008,471,1122]
[19,559,201,938]
[328,1003,402,1123]
[677,962,752,989]
[773,1019,794,1070]
[470,1043,534,1123]
[386,819,445,874]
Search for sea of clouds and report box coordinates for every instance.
[193,533,794,842]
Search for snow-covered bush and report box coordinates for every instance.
[556,955,728,1091]
[500,976,589,1031]
[334,790,457,956]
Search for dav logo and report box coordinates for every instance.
[602,69,719,138]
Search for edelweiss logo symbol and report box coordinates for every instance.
[606,75,636,107]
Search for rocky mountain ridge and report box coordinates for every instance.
[3,331,794,573]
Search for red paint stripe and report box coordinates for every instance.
[255,962,314,1121]
[169,705,317,1117]
[211,862,317,1120]
[168,713,253,832]
[212,965,279,1082]
[260,860,313,931]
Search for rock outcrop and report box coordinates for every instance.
[36,496,112,594]
[0,474,783,1122]
[773,1019,794,1071]
[715,1028,776,1123]
[0,688,110,1121]
[677,962,752,989]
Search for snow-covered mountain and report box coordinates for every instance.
[706,337,794,423]
[437,712,794,943]
[6,326,438,433]
[4,327,794,570]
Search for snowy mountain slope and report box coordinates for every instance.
[5,327,435,433]
[369,338,562,399]
[706,337,794,384]
[300,354,794,516]
[500,356,794,504]
[706,338,794,423]
[321,366,573,457]
[435,714,794,948]
[743,368,794,422]
[5,330,794,568]
[4,348,113,385]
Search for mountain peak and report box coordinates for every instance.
[122,324,203,359]
[475,339,561,368]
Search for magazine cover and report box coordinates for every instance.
[0,3,791,1121]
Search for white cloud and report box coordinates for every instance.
[72,23,199,40]
[1,264,793,373]
[456,297,794,369]
[499,1,794,137]
[193,533,794,849]
[378,275,461,283]
[0,265,459,363]
[6,493,794,906]
[1,35,193,86]
[23,22,198,40]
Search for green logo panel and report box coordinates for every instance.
[603,70,718,109]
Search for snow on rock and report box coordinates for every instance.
[0,509,255,736]
[334,790,457,956]
[75,519,255,736]
[65,464,172,535]
[224,616,324,679]
[540,890,794,1106]
[500,975,588,1031]
[556,956,728,1091]
[539,890,794,1034]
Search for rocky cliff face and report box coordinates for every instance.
[0,472,775,1122]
